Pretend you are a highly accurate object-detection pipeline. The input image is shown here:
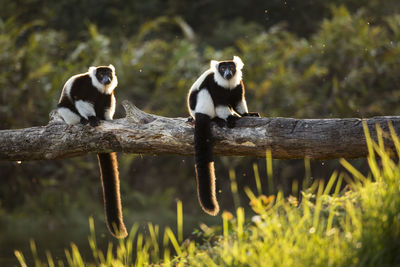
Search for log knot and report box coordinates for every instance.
[48,109,65,125]
[122,100,156,124]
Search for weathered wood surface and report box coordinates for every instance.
[0,101,399,161]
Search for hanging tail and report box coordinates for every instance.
[97,152,128,238]
[194,113,220,215]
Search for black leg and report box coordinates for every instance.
[88,116,100,127]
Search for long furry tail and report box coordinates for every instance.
[194,113,220,216]
[97,152,128,238]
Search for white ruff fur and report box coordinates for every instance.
[233,56,244,70]
[58,107,81,125]
[193,89,216,118]
[211,56,243,89]
[75,100,95,119]
[88,64,118,95]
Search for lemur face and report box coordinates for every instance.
[96,67,113,85]
[218,62,236,80]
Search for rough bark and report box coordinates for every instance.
[0,101,399,161]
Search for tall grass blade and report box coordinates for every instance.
[165,227,182,255]
[244,186,256,201]
[30,239,41,267]
[126,223,139,266]
[88,217,100,265]
[177,199,183,243]
[340,158,367,184]
[292,179,299,196]
[14,250,27,267]
[237,207,244,241]
[303,156,311,190]
[326,207,336,234]
[345,200,361,237]
[313,179,324,229]
[333,173,343,196]
[375,123,385,152]
[362,121,375,159]
[266,150,274,195]
[137,233,143,253]
[162,228,170,263]
[70,243,85,266]
[363,121,381,179]
[323,171,338,195]
[45,250,55,267]
[253,163,262,195]
[229,169,240,209]
[222,212,230,239]
[148,222,160,261]
[106,243,113,266]
[64,248,73,266]
[388,121,400,158]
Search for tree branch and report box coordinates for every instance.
[0,101,399,161]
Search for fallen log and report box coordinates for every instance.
[0,100,398,161]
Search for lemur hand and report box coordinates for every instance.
[242,112,260,117]
[227,115,240,128]
[88,116,101,127]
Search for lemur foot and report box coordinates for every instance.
[88,116,101,127]
[227,115,240,128]
[186,116,195,126]
[80,117,89,125]
[212,117,227,127]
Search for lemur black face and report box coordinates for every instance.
[96,67,113,85]
[218,62,236,80]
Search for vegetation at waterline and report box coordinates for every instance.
[15,125,400,266]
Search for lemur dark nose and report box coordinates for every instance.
[102,76,112,85]
[224,69,233,80]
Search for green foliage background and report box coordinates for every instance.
[0,0,399,265]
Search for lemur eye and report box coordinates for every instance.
[220,66,225,71]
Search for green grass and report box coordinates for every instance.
[15,126,400,266]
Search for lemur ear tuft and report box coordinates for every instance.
[108,64,115,72]
[233,56,244,70]
[88,66,97,74]
[210,60,219,70]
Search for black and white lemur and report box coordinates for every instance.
[57,64,127,238]
[187,56,260,215]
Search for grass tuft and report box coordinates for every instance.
[15,128,400,266]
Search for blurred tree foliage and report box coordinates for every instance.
[0,0,400,261]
